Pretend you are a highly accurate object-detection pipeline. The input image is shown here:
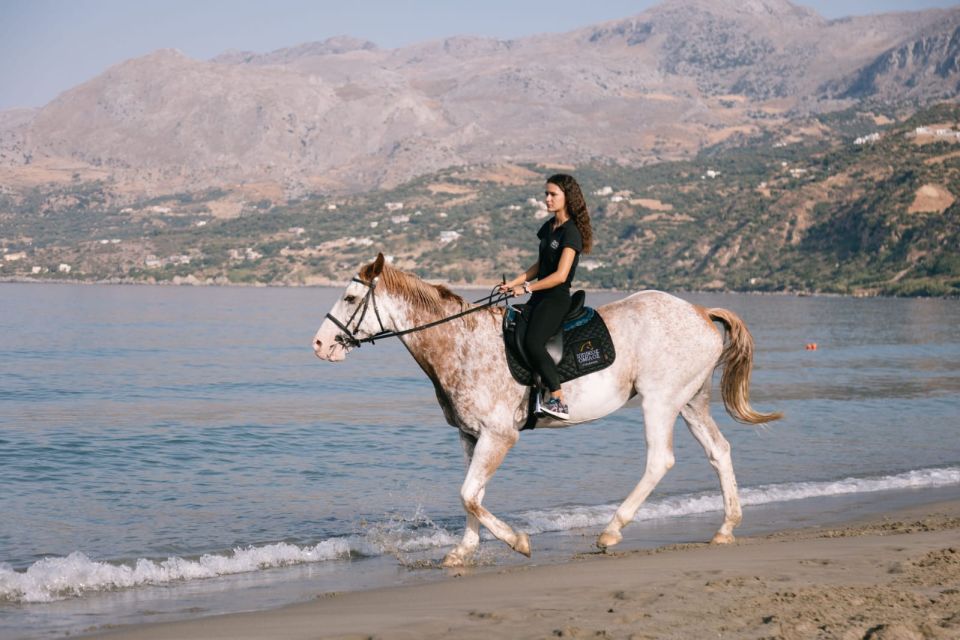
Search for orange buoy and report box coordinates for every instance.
[805,343,818,351]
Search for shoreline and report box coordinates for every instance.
[84,498,960,640]
[2,276,954,300]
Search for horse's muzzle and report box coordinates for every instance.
[313,339,346,362]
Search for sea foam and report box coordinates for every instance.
[0,509,463,604]
[517,465,960,534]
[0,539,353,604]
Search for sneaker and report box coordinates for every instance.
[541,397,569,420]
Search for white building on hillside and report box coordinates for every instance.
[439,230,461,245]
[854,133,880,145]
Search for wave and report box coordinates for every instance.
[517,465,960,534]
[2,466,957,604]
[0,508,457,604]
[0,539,352,604]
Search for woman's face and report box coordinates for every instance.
[544,182,566,215]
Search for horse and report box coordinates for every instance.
[313,253,782,567]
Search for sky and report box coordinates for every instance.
[1,0,958,111]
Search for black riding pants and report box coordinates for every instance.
[523,287,570,392]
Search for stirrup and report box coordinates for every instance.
[533,388,544,415]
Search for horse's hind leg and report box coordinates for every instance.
[598,401,677,549]
[442,431,484,567]
[442,429,528,567]
[680,383,742,544]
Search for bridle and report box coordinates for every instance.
[324,277,387,348]
[324,276,510,349]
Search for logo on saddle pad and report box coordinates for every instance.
[575,340,603,369]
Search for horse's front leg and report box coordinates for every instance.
[442,431,484,567]
[442,429,528,567]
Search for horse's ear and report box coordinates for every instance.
[371,252,385,277]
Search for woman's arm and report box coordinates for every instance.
[500,261,539,292]
[526,248,577,293]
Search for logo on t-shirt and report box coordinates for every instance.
[550,240,559,249]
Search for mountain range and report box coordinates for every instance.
[1,0,959,199]
[2,102,958,297]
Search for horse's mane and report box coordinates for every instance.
[359,260,468,316]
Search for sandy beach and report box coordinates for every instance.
[84,499,960,640]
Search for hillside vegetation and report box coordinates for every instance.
[1,103,958,297]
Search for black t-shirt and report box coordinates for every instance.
[536,217,583,289]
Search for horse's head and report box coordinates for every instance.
[313,253,387,362]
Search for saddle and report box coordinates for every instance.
[502,290,616,428]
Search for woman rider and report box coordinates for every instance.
[499,174,594,420]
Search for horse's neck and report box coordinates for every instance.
[392,297,498,383]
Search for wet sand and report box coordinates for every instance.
[87,499,960,640]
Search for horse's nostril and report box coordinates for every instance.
[314,339,322,348]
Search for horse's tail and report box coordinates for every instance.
[707,307,783,425]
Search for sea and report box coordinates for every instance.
[1,283,958,639]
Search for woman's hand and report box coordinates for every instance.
[497,282,527,297]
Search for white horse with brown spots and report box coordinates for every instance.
[313,254,781,567]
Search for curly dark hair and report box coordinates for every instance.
[547,174,593,254]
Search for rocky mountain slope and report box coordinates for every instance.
[830,21,960,101]
[3,103,958,297]
[0,0,958,199]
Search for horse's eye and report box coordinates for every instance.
[344,295,357,303]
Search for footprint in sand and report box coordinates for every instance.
[468,610,503,622]
[798,558,833,566]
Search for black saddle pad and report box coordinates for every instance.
[502,304,616,387]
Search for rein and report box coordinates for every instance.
[326,277,510,348]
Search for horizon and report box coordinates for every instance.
[1,0,959,111]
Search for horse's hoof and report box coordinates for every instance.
[711,532,736,545]
[441,548,468,567]
[597,530,622,550]
[512,532,531,557]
